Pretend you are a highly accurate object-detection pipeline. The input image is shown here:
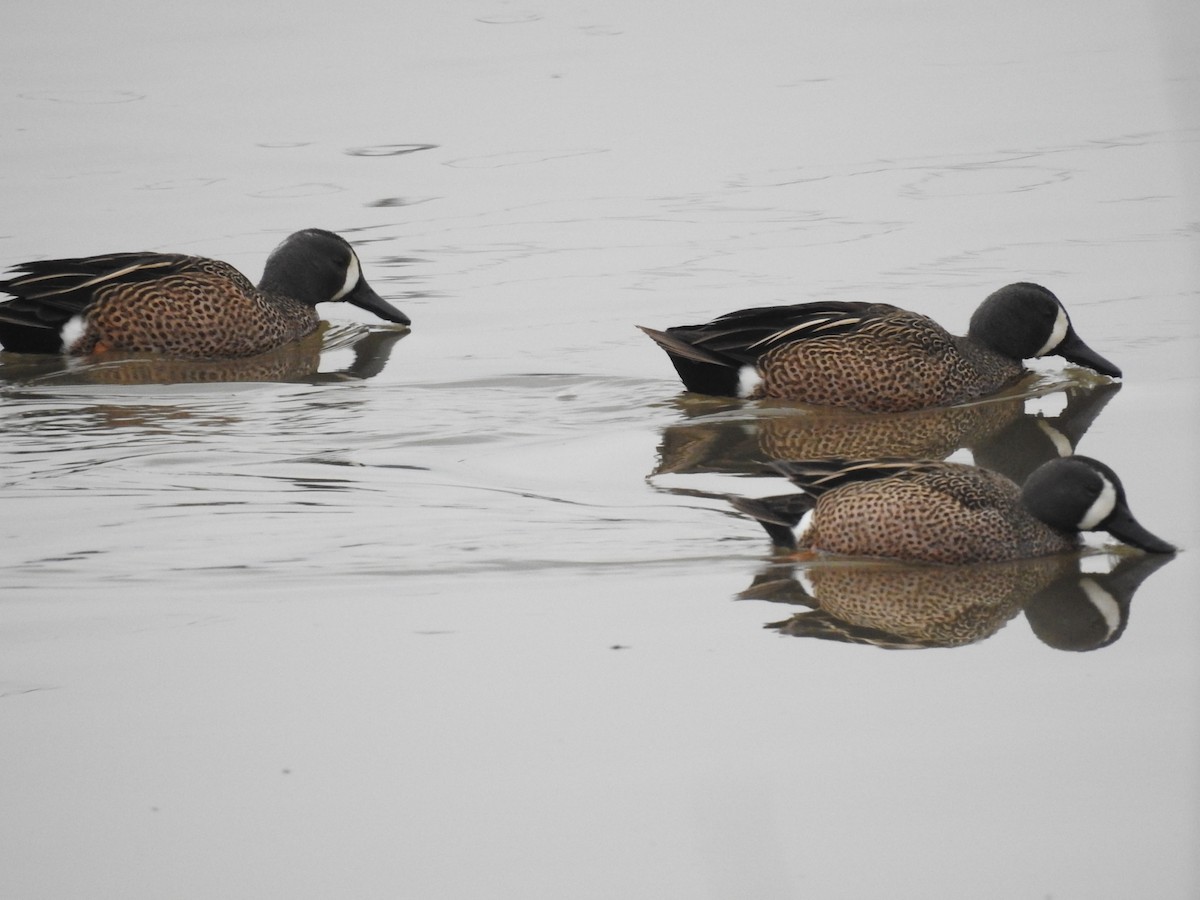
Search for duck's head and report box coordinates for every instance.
[260,229,411,326]
[968,283,1119,377]
[1021,455,1175,553]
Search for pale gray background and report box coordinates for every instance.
[3,2,1198,898]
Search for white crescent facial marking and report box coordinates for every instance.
[1034,306,1069,358]
[1079,577,1121,638]
[331,253,361,301]
[1077,475,1117,530]
[61,314,87,353]
[737,365,763,398]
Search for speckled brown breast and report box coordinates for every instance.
[749,308,1023,412]
[74,261,318,359]
[802,465,1077,563]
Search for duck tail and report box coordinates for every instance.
[637,325,745,397]
[0,317,65,353]
[730,493,814,550]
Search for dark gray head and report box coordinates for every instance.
[259,229,410,326]
[1021,455,1174,553]
[967,283,1118,376]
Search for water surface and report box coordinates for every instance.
[2,2,1199,898]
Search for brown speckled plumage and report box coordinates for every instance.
[739,456,1174,563]
[0,229,410,360]
[64,259,317,358]
[797,462,1076,563]
[751,307,1020,410]
[640,284,1121,413]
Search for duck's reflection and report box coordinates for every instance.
[740,551,1174,651]
[654,373,1119,483]
[0,323,408,386]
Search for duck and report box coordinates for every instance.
[732,455,1175,564]
[639,283,1119,412]
[0,228,410,359]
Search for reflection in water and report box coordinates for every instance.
[1021,552,1177,651]
[0,324,407,386]
[741,551,1175,651]
[649,372,1173,651]
[654,373,1119,482]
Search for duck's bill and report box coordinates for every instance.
[1104,503,1176,554]
[346,280,411,326]
[1057,327,1120,378]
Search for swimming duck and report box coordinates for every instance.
[640,283,1119,412]
[733,456,1175,564]
[0,228,410,358]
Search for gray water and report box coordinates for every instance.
[3,2,1199,898]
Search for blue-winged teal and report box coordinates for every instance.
[0,229,410,359]
[733,456,1175,564]
[639,283,1120,412]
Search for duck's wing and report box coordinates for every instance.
[645,301,880,363]
[639,301,882,396]
[0,252,198,329]
[769,457,952,497]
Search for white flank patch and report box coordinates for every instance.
[61,315,87,353]
[737,365,763,398]
[331,253,361,301]
[1077,476,1117,529]
[1034,306,1069,357]
[796,507,816,543]
[1078,577,1121,639]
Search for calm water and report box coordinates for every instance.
[3,2,1199,898]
